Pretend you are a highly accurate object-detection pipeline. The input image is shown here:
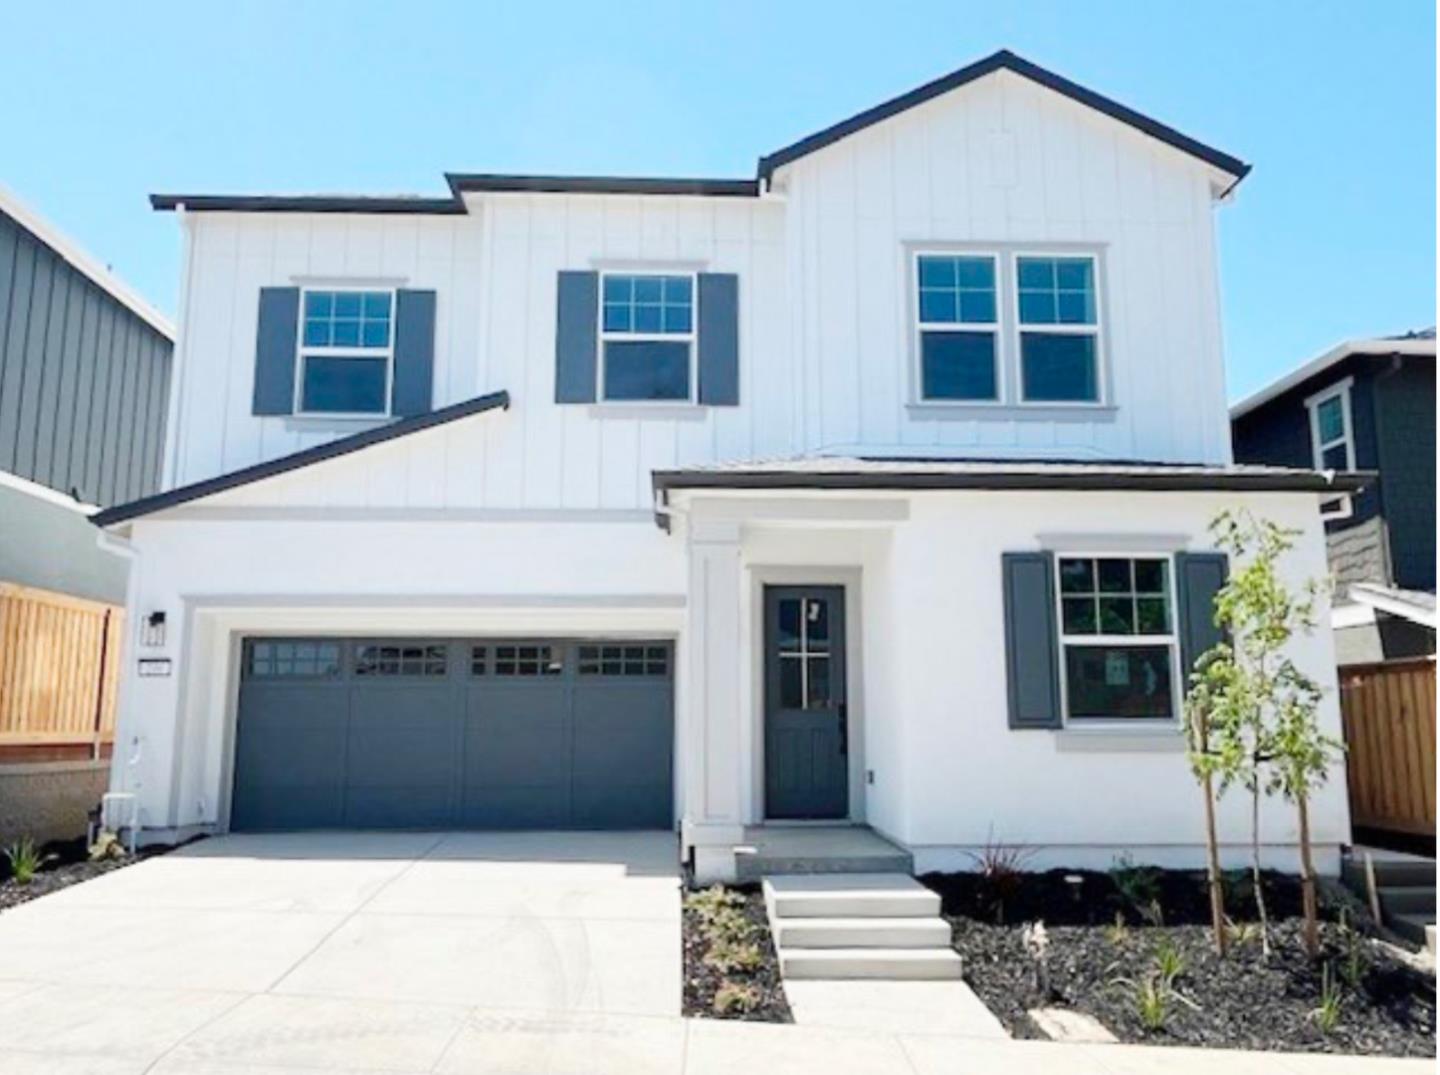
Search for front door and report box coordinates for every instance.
[764,586,848,819]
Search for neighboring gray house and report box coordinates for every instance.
[1231,330,1436,664]
[0,185,174,604]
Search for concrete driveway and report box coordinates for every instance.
[0,830,682,1073]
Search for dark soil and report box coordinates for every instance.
[682,884,792,1022]
[925,868,1436,1057]
[0,835,173,913]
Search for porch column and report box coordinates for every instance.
[681,518,745,882]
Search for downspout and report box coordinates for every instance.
[95,527,144,808]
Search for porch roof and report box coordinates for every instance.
[652,456,1373,506]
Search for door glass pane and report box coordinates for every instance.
[777,599,802,652]
[805,598,830,652]
[779,657,803,708]
[806,656,832,709]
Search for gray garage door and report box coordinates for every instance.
[231,638,673,831]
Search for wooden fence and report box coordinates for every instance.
[1339,657,1437,837]
[0,583,124,755]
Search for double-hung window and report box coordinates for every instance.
[1017,256,1101,403]
[600,274,694,402]
[915,254,1000,401]
[1307,382,1354,472]
[297,289,394,415]
[1056,555,1178,722]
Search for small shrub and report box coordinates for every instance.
[1153,939,1185,988]
[3,837,52,884]
[1135,975,1168,1032]
[1105,911,1130,947]
[1224,918,1260,949]
[1337,909,1367,990]
[1139,897,1165,927]
[965,828,1034,924]
[1312,963,1342,1035]
[713,981,760,1015]
[705,938,764,975]
[1110,853,1162,914]
[686,885,744,921]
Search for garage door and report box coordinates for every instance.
[231,638,673,831]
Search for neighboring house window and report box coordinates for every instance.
[298,289,394,414]
[600,274,694,401]
[1056,555,1177,722]
[1307,381,1355,471]
[1016,255,1101,403]
[915,254,1000,401]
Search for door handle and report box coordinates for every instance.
[838,702,848,756]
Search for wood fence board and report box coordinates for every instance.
[1340,659,1436,837]
[0,583,123,748]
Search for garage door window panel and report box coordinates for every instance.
[246,640,342,679]
[354,643,448,677]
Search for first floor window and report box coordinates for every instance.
[601,274,693,401]
[1016,256,1100,403]
[298,289,394,414]
[916,254,999,401]
[1057,555,1177,721]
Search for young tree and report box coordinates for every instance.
[1184,510,1341,959]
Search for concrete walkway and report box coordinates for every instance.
[0,831,1429,1073]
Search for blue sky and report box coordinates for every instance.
[6,1,1434,399]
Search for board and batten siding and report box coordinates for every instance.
[0,208,173,507]
[165,70,1233,512]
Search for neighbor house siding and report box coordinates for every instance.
[0,208,173,506]
[1373,359,1436,590]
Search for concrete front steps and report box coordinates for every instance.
[1342,847,1437,952]
[763,873,962,980]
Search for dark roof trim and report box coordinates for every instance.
[758,49,1250,183]
[93,390,510,527]
[446,174,759,198]
[653,465,1372,501]
[151,193,466,215]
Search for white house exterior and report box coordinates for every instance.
[96,51,1363,881]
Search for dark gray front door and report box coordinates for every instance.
[231,637,673,831]
[764,586,848,819]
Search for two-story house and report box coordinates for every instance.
[1232,330,1435,665]
[93,51,1362,881]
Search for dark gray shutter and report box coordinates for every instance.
[1176,552,1230,687]
[252,287,300,415]
[555,271,598,403]
[1002,551,1062,729]
[697,273,739,405]
[392,289,436,416]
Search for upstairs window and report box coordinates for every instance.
[1016,256,1101,403]
[915,254,1000,401]
[1308,382,1354,472]
[297,289,393,415]
[600,274,694,402]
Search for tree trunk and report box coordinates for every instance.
[1251,778,1271,958]
[1198,712,1228,956]
[1297,791,1320,958]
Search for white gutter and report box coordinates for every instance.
[1348,583,1438,630]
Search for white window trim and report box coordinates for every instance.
[596,270,698,405]
[1305,377,1356,521]
[912,249,1004,404]
[1053,552,1181,727]
[1013,252,1106,406]
[293,285,396,419]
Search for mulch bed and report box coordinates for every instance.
[0,835,172,914]
[925,868,1436,1057]
[682,884,793,1022]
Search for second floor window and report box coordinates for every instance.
[1308,383,1354,471]
[916,255,999,401]
[1017,256,1100,403]
[298,289,394,415]
[600,274,694,402]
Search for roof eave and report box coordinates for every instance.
[92,390,510,527]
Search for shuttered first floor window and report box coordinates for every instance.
[1055,554,1178,722]
[297,288,394,415]
[600,273,694,401]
